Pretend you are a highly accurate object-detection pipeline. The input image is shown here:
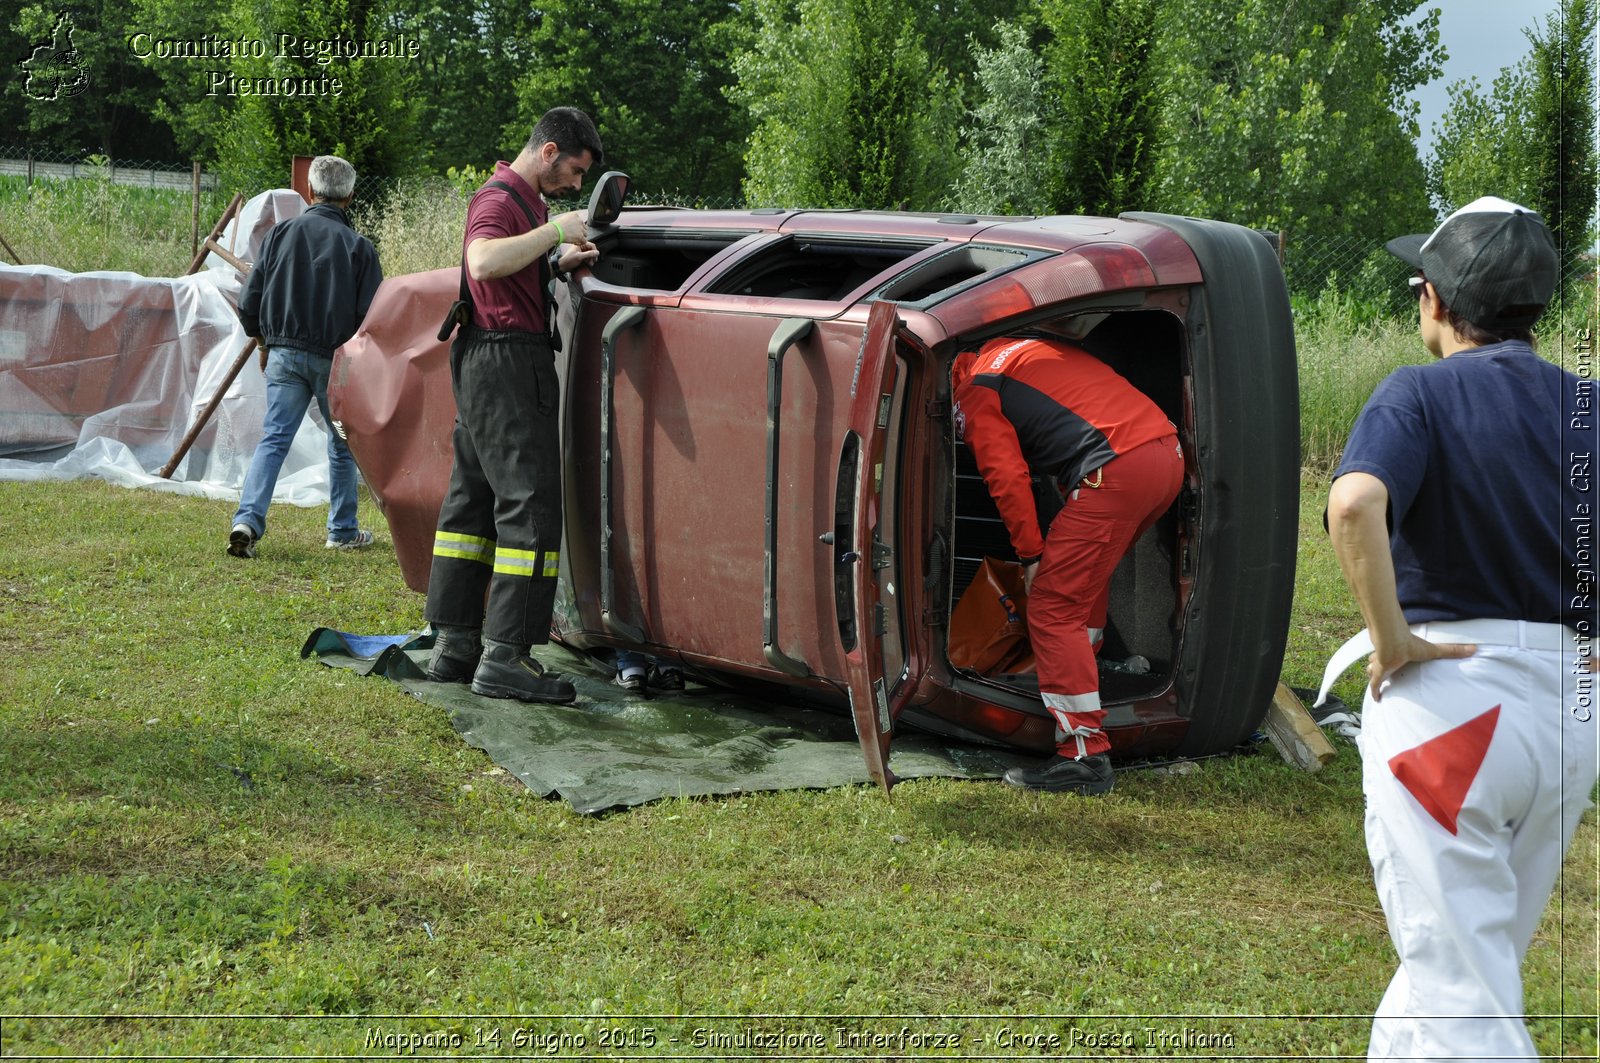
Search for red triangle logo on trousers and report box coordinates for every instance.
[1386,705,1501,835]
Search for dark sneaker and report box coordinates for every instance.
[1002,753,1114,795]
[613,669,649,696]
[228,523,257,559]
[472,650,576,704]
[648,664,685,692]
[326,529,375,550]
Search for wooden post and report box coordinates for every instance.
[184,192,244,276]
[162,190,258,480]
[191,162,202,260]
[0,231,22,265]
[159,338,258,479]
[200,239,249,275]
[1263,683,1338,772]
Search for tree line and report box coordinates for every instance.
[3,0,1594,272]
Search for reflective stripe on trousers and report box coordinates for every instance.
[424,330,563,645]
[1029,435,1183,757]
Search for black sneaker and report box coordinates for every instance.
[227,523,257,559]
[647,664,685,692]
[613,669,649,695]
[1002,753,1114,795]
[471,647,576,704]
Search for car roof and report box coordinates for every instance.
[609,205,1176,255]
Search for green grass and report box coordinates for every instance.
[1294,285,1600,470]
[0,174,230,278]
[0,477,1594,1057]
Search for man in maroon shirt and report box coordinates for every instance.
[423,107,602,704]
[954,336,1182,793]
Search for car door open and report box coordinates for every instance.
[835,299,910,792]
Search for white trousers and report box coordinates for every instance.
[1355,620,1597,1062]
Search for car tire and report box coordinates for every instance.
[1123,212,1300,756]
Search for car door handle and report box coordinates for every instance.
[600,305,647,643]
[763,316,814,677]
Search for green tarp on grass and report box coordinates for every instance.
[302,628,1031,814]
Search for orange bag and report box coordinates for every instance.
[947,557,1034,674]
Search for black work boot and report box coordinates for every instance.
[1002,753,1114,795]
[425,625,482,683]
[470,640,576,704]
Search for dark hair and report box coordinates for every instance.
[527,106,603,168]
[1417,272,1540,347]
[1444,305,1537,348]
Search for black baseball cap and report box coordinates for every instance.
[1386,196,1558,330]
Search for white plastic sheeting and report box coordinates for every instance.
[0,189,339,506]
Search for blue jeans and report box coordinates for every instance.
[617,650,680,675]
[231,346,359,541]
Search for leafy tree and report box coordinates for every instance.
[1150,0,1438,270]
[907,0,1028,87]
[1526,0,1596,283]
[1425,65,1539,214]
[946,19,1050,215]
[944,1,1164,218]
[1038,0,1162,216]
[509,0,752,202]
[1428,0,1595,285]
[733,0,959,210]
[6,0,179,158]
[390,0,529,172]
[128,0,420,190]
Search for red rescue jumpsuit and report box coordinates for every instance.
[954,337,1183,757]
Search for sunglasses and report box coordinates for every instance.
[1408,275,1428,300]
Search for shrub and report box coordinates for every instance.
[1295,286,1424,470]
[352,177,469,278]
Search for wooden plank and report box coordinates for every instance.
[1263,682,1338,772]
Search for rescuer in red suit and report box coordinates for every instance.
[953,336,1183,794]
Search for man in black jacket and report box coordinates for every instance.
[228,155,382,558]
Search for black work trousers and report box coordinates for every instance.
[424,328,562,645]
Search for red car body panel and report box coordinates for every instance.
[331,204,1299,782]
[329,266,457,592]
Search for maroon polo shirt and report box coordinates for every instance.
[464,161,549,332]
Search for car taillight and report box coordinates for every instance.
[927,278,1034,337]
[928,243,1157,336]
[1072,242,1158,290]
[959,279,1035,318]
[966,699,1032,738]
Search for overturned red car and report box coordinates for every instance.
[331,177,1299,789]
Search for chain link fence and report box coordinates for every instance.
[1274,228,1594,319]
[0,147,231,275]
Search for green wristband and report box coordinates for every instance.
[551,219,566,246]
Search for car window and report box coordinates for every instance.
[588,230,757,293]
[875,245,1046,305]
[703,234,933,301]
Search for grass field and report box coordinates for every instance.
[0,474,1594,1057]
[0,174,230,278]
[3,188,1597,1054]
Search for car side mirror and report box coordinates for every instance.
[587,171,630,230]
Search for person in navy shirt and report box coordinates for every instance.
[1325,196,1598,1061]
